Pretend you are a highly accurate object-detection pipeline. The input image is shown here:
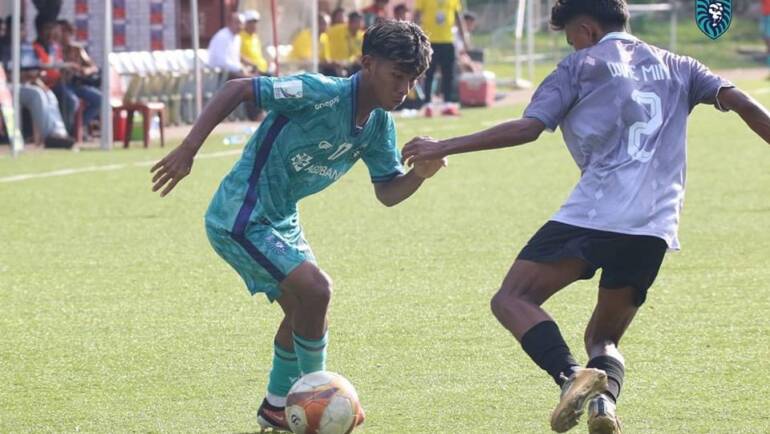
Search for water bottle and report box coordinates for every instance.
[222,127,258,146]
[223,134,247,146]
[149,114,160,140]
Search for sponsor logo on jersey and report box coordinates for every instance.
[274,80,303,99]
[318,140,333,150]
[305,164,343,180]
[291,152,313,171]
[696,0,731,40]
[314,96,340,111]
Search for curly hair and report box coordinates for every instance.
[550,0,629,31]
[362,20,433,78]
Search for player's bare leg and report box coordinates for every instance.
[583,286,639,434]
[491,258,607,432]
[280,262,332,341]
[258,264,332,432]
[491,258,588,339]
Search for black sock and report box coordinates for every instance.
[586,355,625,403]
[520,321,580,386]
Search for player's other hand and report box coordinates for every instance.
[401,136,447,165]
[150,145,196,197]
[412,157,448,179]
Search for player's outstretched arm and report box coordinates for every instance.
[372,159,446,207]
[401,117,545,164]
[718,87,770,145]
[151,78,256,197]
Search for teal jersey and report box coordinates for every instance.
[206,73,404,231]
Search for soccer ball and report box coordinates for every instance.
[285,371,363,434]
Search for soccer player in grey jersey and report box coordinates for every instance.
[401,0,770,432]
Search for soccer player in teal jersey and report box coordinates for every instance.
[150,21,440,431]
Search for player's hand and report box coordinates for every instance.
[150,145,196,197]
[412,157,448,179]
[401,136,447,165]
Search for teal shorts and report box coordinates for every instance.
[205,220,316,301]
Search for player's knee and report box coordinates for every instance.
[490,290,518,322]
[303,273,333,307]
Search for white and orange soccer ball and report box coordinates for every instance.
[285,371,364,434]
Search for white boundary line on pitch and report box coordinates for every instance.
[0,149,243,184]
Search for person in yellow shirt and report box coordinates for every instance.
[240,10,269,74]
[290,13,331,65]
[414,0,468,103]
[324,11,364,76]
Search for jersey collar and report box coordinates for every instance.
[350,72,369,136]
[598,31,638,44]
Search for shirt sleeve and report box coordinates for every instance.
[522,55,580,132]
[253,73,338,114]
[363,113,405,183]
[686,57,734,112]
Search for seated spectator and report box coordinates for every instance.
[331,7,346,25]
[208,12,250,79]
[5,35,74,148]
[362,0,389,27]
[455,11,481,73]
[240,10,269,75]
[323,11,364,77]
[290,13,331,65]
[394,3,409,21]
[0,16,9,64]
[33,20,80,136]
[57,19,101,137]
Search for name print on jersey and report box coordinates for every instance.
[607,62,671,82]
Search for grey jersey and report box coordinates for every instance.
[523,32,733,249]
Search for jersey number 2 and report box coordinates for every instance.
[627,90,662,163]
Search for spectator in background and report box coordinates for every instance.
[414,0,468,105]
[331,7,346,25]
[208,12,249,79]
[362,0,389,27]
[762,0,770,69]
[0,16,9,63]
[290,13,331,65]
[4,26,74,148]
[394,4,409,21]
[33,20,80,135]
[324,11,364,77]
[455,11,481,73]
[57,19,101,136]
[240,10,269,75]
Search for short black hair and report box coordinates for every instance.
[348,11,363,21]
[362,20,432,78]
[550,0,629,31]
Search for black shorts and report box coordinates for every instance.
[517,221,668,306]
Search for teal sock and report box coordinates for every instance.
[292,331,328,375]
[267,342,300,398]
